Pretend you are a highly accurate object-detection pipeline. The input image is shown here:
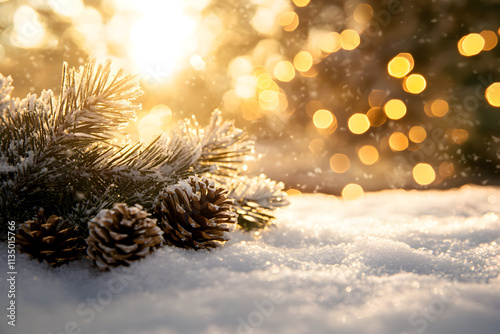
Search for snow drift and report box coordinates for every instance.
[1,185,499,334]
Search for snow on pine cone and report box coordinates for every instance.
[16,210,85,267]
[153,176,237,250]
[86,203,163,271]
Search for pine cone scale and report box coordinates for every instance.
[41,236,55,243]
[92,226,112,243]
[175,189,192,211]
[115,243,138,253]
[188,216,201,228]
[109,231,128,241]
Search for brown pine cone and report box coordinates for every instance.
[153,176,237,250]
[86,203,163,271]
[16,210,85,267]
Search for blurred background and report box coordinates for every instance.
[0,0,499,198]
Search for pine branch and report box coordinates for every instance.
[65,110,254,217]
[57,60,141,137]
[87,109,254,189]
[198,110,255,176]
[0,59,142,235]
[225,175,289,230]
[0,59,141,167]
[0,59,288,241]
[24,110,251,230]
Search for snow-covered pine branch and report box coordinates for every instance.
[0,59,287,240]
[226,174,289,230]
[197,109,255,175]
[0,59,142,236]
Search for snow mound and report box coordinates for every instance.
[1,185,499,334]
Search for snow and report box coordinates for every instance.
[1,185,500,334]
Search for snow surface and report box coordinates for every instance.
[1,185,500,334]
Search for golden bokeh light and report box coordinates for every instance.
[423,100,433,117]
[413,163,436,185]
[458,33,485,56]
[309,138,325,154]
[439,161,455,178]
[342,184,364,201]
[300,66,319,78]
[229,56,253,80]
[259,90,280,111]
[366,107,387,127]
[340,29,361,50]
[256,77,278,92]
[277,93,290,115]
[485,82,500,107]
[255,70,278,91]
[258,86,278,100]
[384,99,407,120]
[409,126,427,143]
[353,4,374,24]
[449,129,469,144]
[313,109,336,129]
[189,55,205,71]
[241,98,263,121]
[330,154,350,173]
[12,6,46,48]
[430,99,449,117]
[457,35,467,56]
[480,30,498,51]
[387,53,414,78]
[138,104,172,143]
[320,32,342,53]
[235,75,256,98]
[368,90,387,107]
[251,8,279,35]
[279,11,299,32]
[294,51,314,72]
[389,132,409,151]
[274,61,296,82]
[358,145,379,165]
[306,100,323,117]
[293,0,310,7]
[403,74,426,94]
[49,0,84,17]
[286,189,302,196]
[348,113,370,134]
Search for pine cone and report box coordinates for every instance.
[86,203,163,271]
[16,210,85,267]
[154,176,237,250]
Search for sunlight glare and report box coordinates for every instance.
[127,0,200,81]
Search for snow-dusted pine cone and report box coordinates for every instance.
[16,210,85,267]
[153,176,237,250]
[86,203,163,271]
